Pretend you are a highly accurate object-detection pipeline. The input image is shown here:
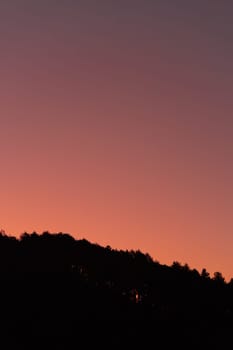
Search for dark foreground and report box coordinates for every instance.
[0,231,232,346]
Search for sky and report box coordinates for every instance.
[1,0,233,280]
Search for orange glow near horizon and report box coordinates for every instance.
[1,2,233,281]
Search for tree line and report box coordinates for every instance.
[0,230,232,345]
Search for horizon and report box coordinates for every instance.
[1,228,230,282]
[1,1,233,281]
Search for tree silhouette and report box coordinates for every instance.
[213,271,225,284]
[0,230,231,345]
[201,268,210,279]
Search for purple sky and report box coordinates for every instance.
[1,1,233,279]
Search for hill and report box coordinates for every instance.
[0,230,232,346]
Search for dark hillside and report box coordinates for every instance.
[0,231,232,346]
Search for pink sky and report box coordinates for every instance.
[1,1,233,279]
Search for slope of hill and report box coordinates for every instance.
[0,230,232,345]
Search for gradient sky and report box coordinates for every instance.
[1,1,233,279]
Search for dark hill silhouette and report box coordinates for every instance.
[0,230,232,346]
